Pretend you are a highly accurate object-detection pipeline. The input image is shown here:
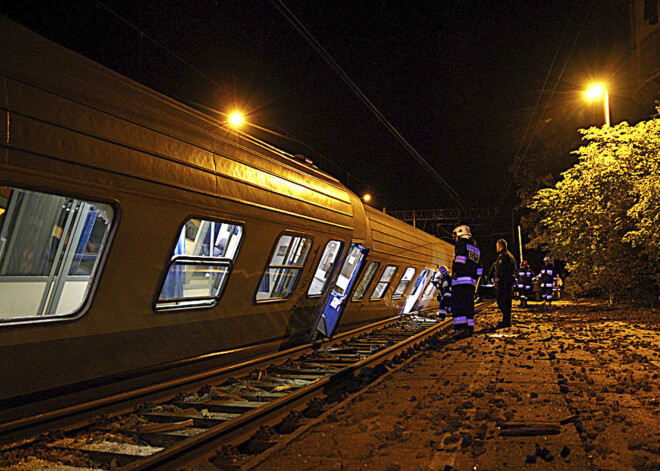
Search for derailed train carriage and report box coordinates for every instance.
[0,17,453,427]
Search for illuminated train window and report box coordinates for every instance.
[307,240,343,297]
[256,234,312,302]
[370,265,398,299]
[156,219,244,310]
[352,261,380,300]
[392,267,417,300]
[0,186,114,320]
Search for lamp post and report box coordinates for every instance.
[585,84,610,126]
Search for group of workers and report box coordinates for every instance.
[431,224,560,336]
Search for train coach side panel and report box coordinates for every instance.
[0,19,367,410]
[0,164,355,406]
[336,206,454,331]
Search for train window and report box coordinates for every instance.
[256,234,312,302]
[333,244,363,296]
[307,240,343,297]
[156,219,244,310]
[352,261,380,300]
[409,269,431,297]
[0,186,114,320]
[421,275,437,300]
[392,267,417,299]
[370,265,398,299]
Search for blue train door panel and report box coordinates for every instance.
[314,243,368,339]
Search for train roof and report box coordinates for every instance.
[363,205,453,265]
[0,17,368,233]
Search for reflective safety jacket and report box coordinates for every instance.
[433,272,452,299]
[517,268,534,293]
[539,263,557,289]
[452,237,482,287]
[433,272,452,314]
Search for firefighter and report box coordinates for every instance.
[488,239,516,328]
[516,260,534,307]
[433,265,452,320]
[539,256,558,305]
[451,225,481,338]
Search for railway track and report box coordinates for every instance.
[1,304,489,470]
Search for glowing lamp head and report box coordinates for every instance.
[362,193,372,202]
[585,84,606,101]
[228,112,244,128]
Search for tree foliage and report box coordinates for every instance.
[529,111,660,304]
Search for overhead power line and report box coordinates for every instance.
[95,1,223,90]
[497,0,597,212]
[270,0,464,209]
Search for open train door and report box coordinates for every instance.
[314,243,369,339]
[401,269,432,314]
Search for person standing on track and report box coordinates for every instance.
[433,265,452,320]
[451,225,481,338]
[489,238,517,329]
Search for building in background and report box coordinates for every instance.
[629,0,660,103]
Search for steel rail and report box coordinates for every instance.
[0,314,401,442]
[120,315,457,470]
[1,303,493,469]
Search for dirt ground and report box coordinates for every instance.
[245,299,660,471]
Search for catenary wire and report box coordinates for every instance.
[270,0,464,209]
[495,0,597,215]
[93,1,387,198]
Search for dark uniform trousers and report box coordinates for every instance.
[452,284,475,331]
[540,264,557,304]
[496,283,513,325]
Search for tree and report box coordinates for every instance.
[529,111,660,305]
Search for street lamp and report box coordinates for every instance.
[585,84,610,126]
[228,111,245,128]
[362,193,372,203]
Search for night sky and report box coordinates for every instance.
[1,1,652,214]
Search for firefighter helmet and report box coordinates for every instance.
[544,256,552,264]
[452,225,471,239]
[439,265,450,277]
[521,260,529,268]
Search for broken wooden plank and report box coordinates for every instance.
[499,422,561,436]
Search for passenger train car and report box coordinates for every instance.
[0,17,454,426]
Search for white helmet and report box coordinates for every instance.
[452,225,471,239]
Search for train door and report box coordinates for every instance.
[314,243,368,339]
[415,269,440,311]
[401,269,431,314]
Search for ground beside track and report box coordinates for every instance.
[244,299,660,471]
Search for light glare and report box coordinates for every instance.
[363,193,372,202]
[228,112,244,127]
[585,84,606,101]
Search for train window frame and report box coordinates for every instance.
[307,239,344,298]
[420,271,437,300]
[154,217,245,312]
[351,261,381,300]
[255,231,313,304]
[370,265,398,300]
[391,267,417,300]
[0,183,118,325]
